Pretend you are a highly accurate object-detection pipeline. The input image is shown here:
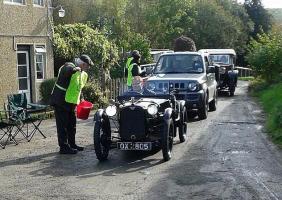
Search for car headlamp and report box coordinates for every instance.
[188,82,198,91]
[105,105,117,117]
[219,67,226,74]
[147,104,158,115]
[146,82,156,91]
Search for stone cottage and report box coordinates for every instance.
[0,0,54,105]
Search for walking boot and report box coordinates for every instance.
[59,146,78,154]
[70,144,84,151]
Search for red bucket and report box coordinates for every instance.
[76,100,93,120]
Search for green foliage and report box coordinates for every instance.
[82,80,108,108]
[244,0,273,38]
[238,76,255,81]
[189,0,250,53]
[246,31,282,83]
[53,23,119,79]
[39,78,57,104]
[144,0,195,49]
[111,32,153,78]
[254,81,282,145]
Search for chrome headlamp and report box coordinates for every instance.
[219,67,226,74]
[147,104,158,115]
[188,82,199,92]
[105,105,117,117]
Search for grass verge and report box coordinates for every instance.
[238,76,254,81]
[250,79,282,146]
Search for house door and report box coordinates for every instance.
[17,51,31,102]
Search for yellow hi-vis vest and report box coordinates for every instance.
[127,62,135,86]
[65,71,88,105]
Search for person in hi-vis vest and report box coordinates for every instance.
[50,54,93,154]
[127,50,146,91]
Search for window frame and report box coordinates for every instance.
[4,0,26,5]
[33,0,45,7]
[35,46,46,81]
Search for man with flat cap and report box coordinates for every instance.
[50,54,94,154]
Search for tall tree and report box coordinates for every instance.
[244,0,273,38]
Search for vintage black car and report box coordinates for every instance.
[199,49,238,96]
[93,91,188,162]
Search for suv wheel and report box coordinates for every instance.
[209,90,217,111]
[198,94,208,120]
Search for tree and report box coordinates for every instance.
[246,31,282,82]
[189,0,250,52]
[144,0,195,48]
[244,0,273,38]
[53,23,119,88]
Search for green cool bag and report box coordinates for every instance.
[65,71,88,105]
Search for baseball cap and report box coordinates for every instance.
[80,54,94,66]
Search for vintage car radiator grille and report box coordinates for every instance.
[120,106,146,141]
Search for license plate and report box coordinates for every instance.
[117,142,152,151]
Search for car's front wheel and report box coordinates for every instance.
[162,119,174,161]
[209,90,217,111]
[94,118,111,161]
[198,93,208,120]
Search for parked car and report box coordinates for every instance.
[199,49,238,96]
[93,91,188,162]
[145,52,217,120]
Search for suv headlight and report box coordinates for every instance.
[105,105,117,117]
[148,104,158,115]
[146,82,156,91]
[188,82,199,92]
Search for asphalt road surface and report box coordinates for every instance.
[1,81,282,200]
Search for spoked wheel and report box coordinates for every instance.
[94,119,111,161]
[162,119,174,161]
[179,107,188,143]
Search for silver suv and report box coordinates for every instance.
[145,52,217,119]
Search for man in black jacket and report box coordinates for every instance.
[50,55,94,154]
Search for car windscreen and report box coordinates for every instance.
[154,54,204,74]
[209,54,232,65]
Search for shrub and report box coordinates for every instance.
[82,80,108,108]
[39,78,57,104]
[53,23,119,79]
[246,31,282,83]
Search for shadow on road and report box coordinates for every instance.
[17,144,164,178]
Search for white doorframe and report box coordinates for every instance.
[17,51,31,102]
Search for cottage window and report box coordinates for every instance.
[4,0,26,5]
[33,0,44,7]
[35,46,46,80]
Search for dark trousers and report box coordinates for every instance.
[54,106,76,148]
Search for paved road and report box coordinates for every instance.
[1,81,282,200]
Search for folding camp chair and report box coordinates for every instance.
[0,109,19,149]
[7,93,48,142]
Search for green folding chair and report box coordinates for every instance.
[0,109,19,149]
[7,93,48,142]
